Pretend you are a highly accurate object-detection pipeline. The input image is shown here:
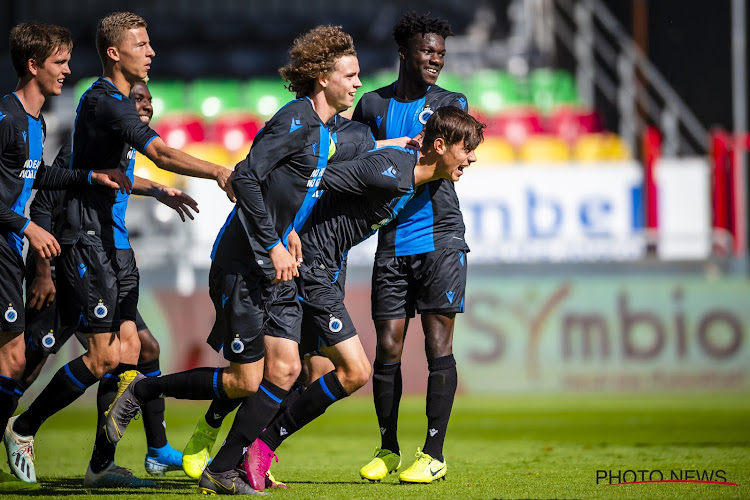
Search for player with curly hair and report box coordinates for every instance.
[103,24,363,495]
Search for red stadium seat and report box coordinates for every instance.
[485,108,544,147]
[546,106,603,144]
[212,113,264,153]
[152,113,207,149]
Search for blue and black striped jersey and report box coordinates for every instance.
[352,83,470,257]
[0,94,90,257]
[211,97,334,277]
[297,146,418,277]
[57,78,159,249]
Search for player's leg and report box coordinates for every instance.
[136,313,183,476]
[361,255,413,480]
[398,248,466,483]
[7,244,121,482]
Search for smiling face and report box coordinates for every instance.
[130,81,153,124]
[322,54,362,113]
[114,27,155,82]
[34,46,71,97]
[401,33,446,87]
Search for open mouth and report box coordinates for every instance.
[138,115,151,124]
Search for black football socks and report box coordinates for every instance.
[90,363,136,473]
[13,356,98,437]
[133,367,226,402]
[372,360,402,454]
[137,359,168,448]
[422,354,457,462]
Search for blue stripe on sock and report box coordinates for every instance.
[0,374,15,382]
[14,388,24,396]
[258,384,283,404]
[142,370,161,377]
[213,368,220,399]
[64,363,87,390]
[0,386,15,396]
[103,373,116,379]
[318,376,337,402]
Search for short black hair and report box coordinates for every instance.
[392,11,454,47]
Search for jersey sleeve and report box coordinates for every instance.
[0,114,30,233]
[33,142,89,190]
[351,95,379,137]
[232,105,310,250]
[329,120,376,163]
[30,142,70,232]
[96,93,159,152]
[321,150,412,198]
[440,91,469,111]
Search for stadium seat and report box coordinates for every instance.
[475,137,516,165]
[228,143,252,167]
[529,69,579,113]
[188,79,243,119]
[466,70,529,114]
[485,108,544,146]
[147,81,188,120]
[245,78,295,119]
[573,133,632,162]
[546,106,603,144]
[152,113,207,149]
[518,134,571,163]
[212,113,263,152]
[182,142,231,167]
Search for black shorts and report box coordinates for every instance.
[0,244,24,333]
[298,263,357,355]
[207,262,302,364]
[57,244,139,334]
[371,248,468,320]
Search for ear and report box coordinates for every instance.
[27,58,38,76]
[317,72,329,89]
[106,46,120,63]
[433,137,447,155]
[397,46,407,61]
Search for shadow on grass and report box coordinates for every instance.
[30,476,199,496]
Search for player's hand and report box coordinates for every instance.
[155,186,199,222]
[23,222,60,259]
[376,135,421,150]
[269,242,299,282]
[28,275,56,311]
[92,169,132,194]
[287,229,303,264]
[217,168,236,202]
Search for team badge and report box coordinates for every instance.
[418,106,434,125]
[231,338,244,354]
[4,305,17,323]
[94,301,108,319]
[328,316,343,333]
[42,332,56,348]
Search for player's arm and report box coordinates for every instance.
[321,154,408,198]
[26,188,63,310]
[232,109,309,281]
[143,138,234,202]
[132,176,199,222]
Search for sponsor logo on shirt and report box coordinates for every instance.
[19,159,41,179]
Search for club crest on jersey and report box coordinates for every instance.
[231,337,244,354]
[328,316,343,333]
[418,106,434,125]
[93,301,108,319]
[4,305,17,323]
[42,331,56,348]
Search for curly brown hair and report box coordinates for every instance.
[96,12,147,64]
[279,25,356,98]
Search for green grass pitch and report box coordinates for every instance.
[6,393,750,499]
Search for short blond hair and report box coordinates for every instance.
[96,12,147,63]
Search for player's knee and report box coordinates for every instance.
[338,360,371,393]
[88,350,120,378]
[266,357,301,388]
[2,351,25,379]
[376,336,403,363]
[138,336,160,362]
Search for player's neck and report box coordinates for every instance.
[414,153,441,186]
[13,79,45,118]
[308,92,337,125]
[394,73,429,101]
[102,69,132,98]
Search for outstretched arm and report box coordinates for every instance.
[132,176,199,222]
